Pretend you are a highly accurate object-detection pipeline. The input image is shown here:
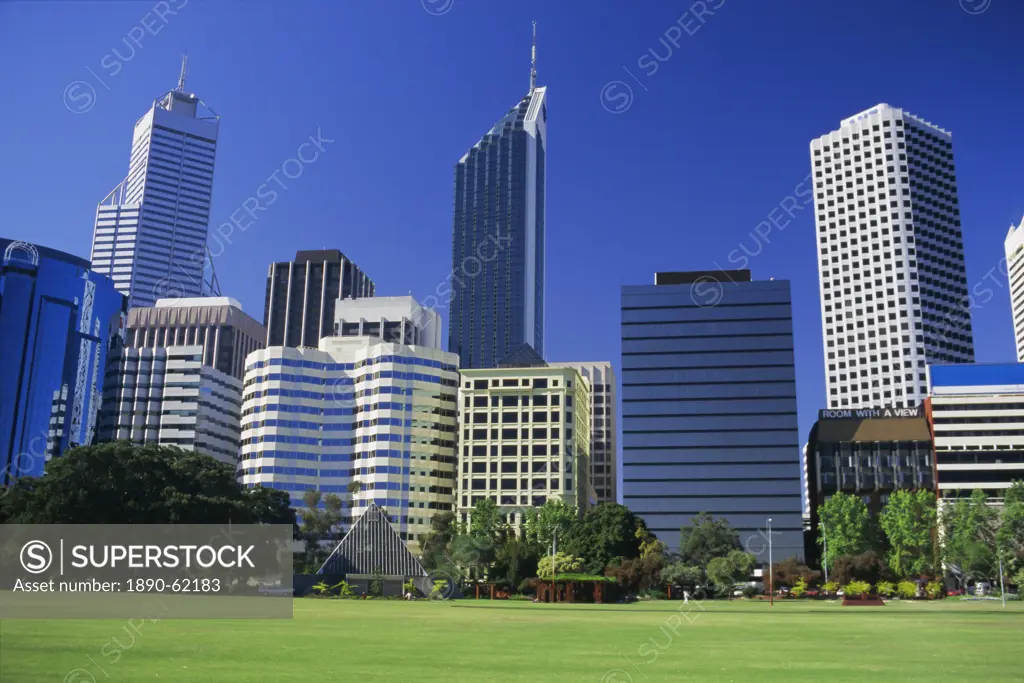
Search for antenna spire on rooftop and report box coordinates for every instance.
[529,21,537,92]
[177,54,189,92]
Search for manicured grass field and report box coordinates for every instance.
[2,599,1021,682]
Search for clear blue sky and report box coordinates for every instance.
[2,0,1022,454]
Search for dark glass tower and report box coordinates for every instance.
[621,270,804,559]
[449,34,547,369]
[262,249,374,347]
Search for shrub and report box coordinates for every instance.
[791,577,808,598]
[336,580,354,598]
[897,581,918,599]
[822,581,839,595]
[844,580,871,598]
[311,581,329,597]
[925,581,943,599]
[429,579,450,599]
[875,581,896,598]
[742,584,762,599]
[644,589,667,600]
[403,579,418,597]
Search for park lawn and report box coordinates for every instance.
[1,599,1021,682]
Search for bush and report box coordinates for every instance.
[844,580,871,598]
[644,589,667,600]
[742,584,762,599]
[925,581,943,599]
[875,581,896,598]
[429,579,450,599]
[822,580,839,595]
[791,577,808,598]
[897,581,918,599]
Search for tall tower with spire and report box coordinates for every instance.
[449,24,548,368]
[90,56,221,309]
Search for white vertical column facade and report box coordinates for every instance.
[1005,218,1024,362]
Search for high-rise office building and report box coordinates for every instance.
[124,297,264,380]
[240,296,457,551]
[97,346,243,466]
[456,352,591,532]
[0,239,126,481]
[263,249,374,347]
[449,26,547,368]
[90,62,219,309]
[550,361,616,504]
[1004,217,1024,362]
[928,363,1024,506]
[621,270,803,558]
[810,103,974,410]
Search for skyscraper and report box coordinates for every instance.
[621,270,803,558]
[1004,217,1024,361]
[449,24,547,368]
[90,59,219,309]
[0,238,126,481]
[810,103,973,410]
[263,249,374,347]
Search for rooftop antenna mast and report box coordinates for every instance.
[177,54,189,92]
[529,21,537,92]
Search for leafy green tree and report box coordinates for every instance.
[879,489,937,577]
[705,550,756,597]
[469,498,505,542]
[940,490,998,581]
[300,489,343,570]
[523,499,576,548]
[659,563,702,590]
[818,492,875,569]
[537,552,584,578]
[561,503,646,574]
[679,513,741,568]
[996,481,1024,574]
[493,535,540,590]
[419,511,456,571]
[0,441,295,526]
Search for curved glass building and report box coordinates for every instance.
[0,238,126,482]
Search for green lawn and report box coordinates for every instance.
[2,599,1021,682]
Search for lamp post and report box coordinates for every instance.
[768,517,774,607]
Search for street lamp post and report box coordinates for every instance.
[768,517,774,607]
[820,521,829,584]
[551,527,557,603]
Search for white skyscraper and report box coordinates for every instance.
[1004,217,1024,361]
[90,60,219,309]
[810,104,974,410]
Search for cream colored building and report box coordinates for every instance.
[456,359,591,531]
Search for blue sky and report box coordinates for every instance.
[1,0,1022,459]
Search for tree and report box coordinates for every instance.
[679,513,740,568]
[941,490,998,582]
[561,504,646,574]
[419,511,456,571]
[605,554,665,593]
[767,556,821,589]
[831,550,889,585]
[537,552,584,578]
[879,489,937,577]
[523,499,576,548]
[493,536,540,590]
[469,498,506,544]
[300,489,343,570]
[705,550,757,597]
[0,441,295,526]
[659,563,702,590]
[996,481,1024,575]
[818,493,875,570]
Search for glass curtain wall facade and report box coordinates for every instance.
[0,238,126,481]
[449,85,547,368]
[621,270,804,558]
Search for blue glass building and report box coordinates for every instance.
[448,79,547,368]
[0,238,127,481]
[621,270,804,559]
